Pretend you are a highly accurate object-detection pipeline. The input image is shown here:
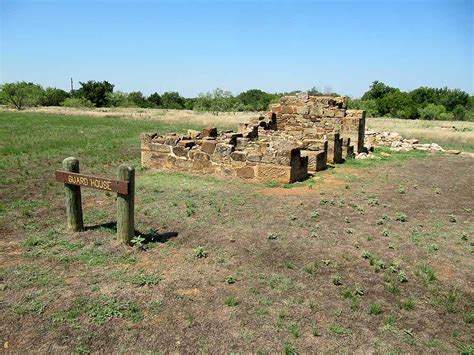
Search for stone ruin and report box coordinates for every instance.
[140,93,366,183]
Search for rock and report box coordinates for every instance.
[391,141,402,148]
[405,138,419,144]
[356,153,368,159]
[202,127,218,138]
[445,149,461,155]
[188,129,201,139]
[430,143,444,151]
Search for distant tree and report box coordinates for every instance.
[183,97,196,110]
[452,104,467,121]
[128,91,149,108]
[417,103,451,120]
[238,89,275,111]
[41,87,69,106]
[0,82,44,110]
[437,88,470,112]
[361,81,397,100]
[376,90,417,118]
[148,92,162,107]
[307,87,323,96]
[76,80,114,107]
[160,91,185,109]
[347,98,379,117]
[106,91,130,107]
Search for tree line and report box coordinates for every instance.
[0,80,472,121]
[348,81,474,121]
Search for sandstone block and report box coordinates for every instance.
[201,141,217,154]
[172,145,189,157]
[202,127,218,138]
[236,166,255,179]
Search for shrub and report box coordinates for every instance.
[417,103,448,120]
[62,97,94,108]
[0,81,44,109]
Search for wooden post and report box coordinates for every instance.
[62,157,84,231]
[117,165,135,245]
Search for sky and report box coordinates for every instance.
[1,0,473,98]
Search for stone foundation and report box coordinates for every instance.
[141,129,308,183]
[141,93,366,183]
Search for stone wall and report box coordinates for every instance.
[140,92,366,184]
[269,93,366,153]
[141,128,309,183]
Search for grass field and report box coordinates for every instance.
[4,106,474,152]
[1,111,473,353]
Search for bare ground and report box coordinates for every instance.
[1,154,473,353]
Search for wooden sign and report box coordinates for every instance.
[55,170,129,195]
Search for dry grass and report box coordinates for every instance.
[367,117,474,151]
[0,106,253,130]
[2,106,473,151]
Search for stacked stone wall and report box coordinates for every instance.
[141,128,308,183]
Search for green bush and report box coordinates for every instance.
[62,97,94,108]
[417,103,448,120]
[0,81,44,110]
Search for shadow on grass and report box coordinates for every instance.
[86,222,178,244]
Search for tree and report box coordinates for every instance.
[376,90,417,118]
[417,104,450,120]
[41,87,69,106]
[361,81,397,100]
[76,80,114,107]
[128,91,149,108]
[452,104,467,121]
[106,91,130,107]
[160,91,185,109]
[0,82,44,110]
[238,89,275,111]
[148,92,162,107]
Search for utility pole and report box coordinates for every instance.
[70,78,74,94]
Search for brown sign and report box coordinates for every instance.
[55,171,129,195]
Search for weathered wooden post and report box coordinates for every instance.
[117,165,135,245]
[62,157,84,231]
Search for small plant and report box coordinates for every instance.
[461,232,468,241]
[449,214,457,223]
[384,314,397,327]
[319,197,331,205]
[401,297,416,311]
[344,217,350,224]
[311,210,319,219]
[192,246,208,258]
[427,243,439,253]
[322,259,331,266]
[225,275,237,284]
[328,324,352,336]
[283,340,297,355]
[398,270,408,283]
[362,250,372,259]
[287,322,301,338]
[289,214,297,221]
[376,218,385,225]
[345,228,353,235]
[398,186,405,194]
[224,296,239,307]
[464,310,474,324]
[368,303,383,315]
[311,321,321,336]
[267,233,278,240]
[394,212,408,222]
[131,235,146,249]
[382,229,390,237]
[373,259,386,273]
[332,274,342,286]
[368,197,379,206]
[303,263,317,276]
[417,264,436,284]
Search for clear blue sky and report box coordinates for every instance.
[1,0,473,97]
